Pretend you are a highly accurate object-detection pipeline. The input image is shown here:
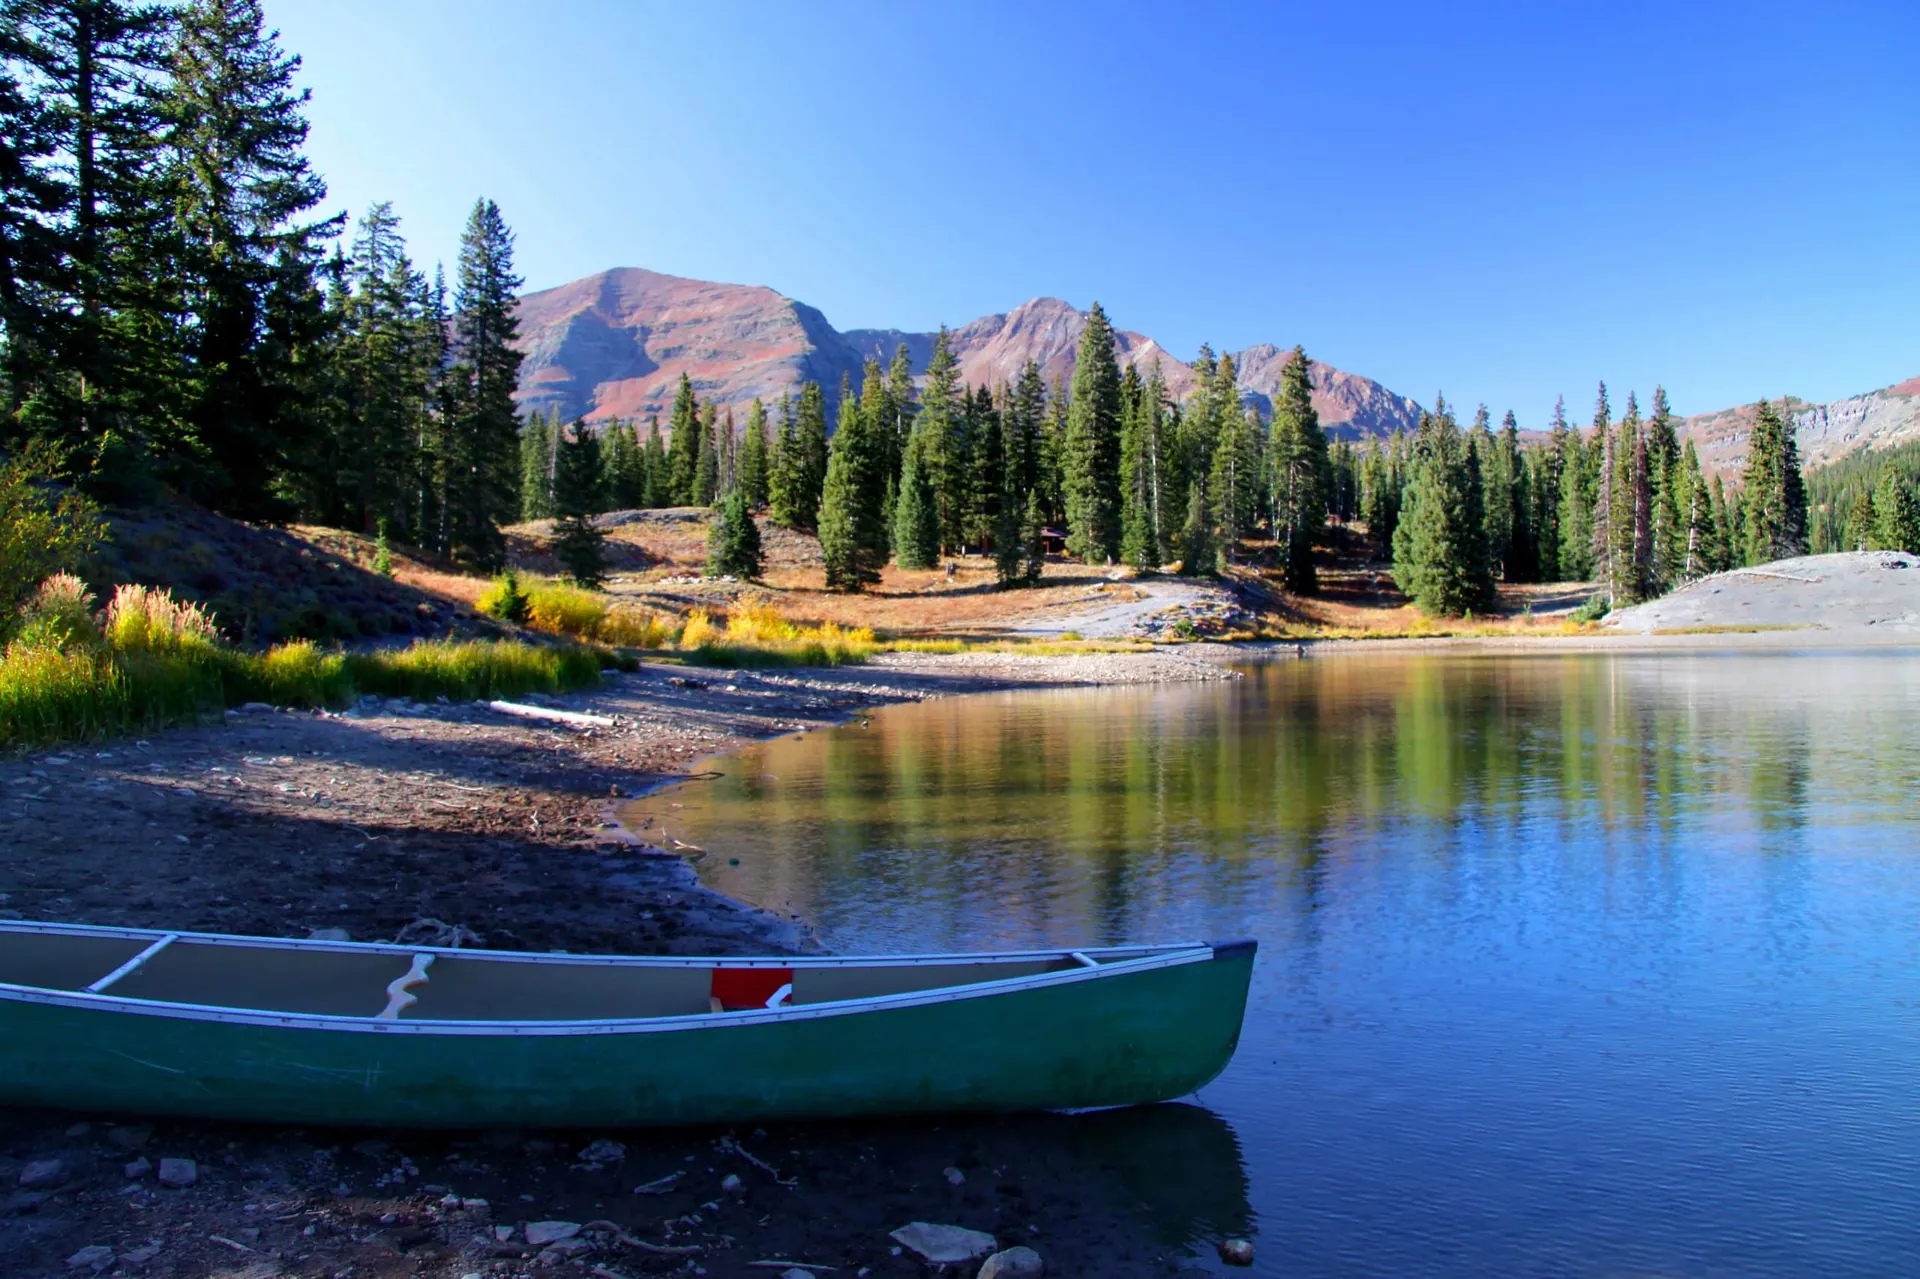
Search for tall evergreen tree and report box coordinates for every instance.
[1647,385,1682,586]
[1178,473,1214,576]
[549,419,605,587]
[1740,398,1807,564]
[518,412,553,520]
[690,401,718,506]
[640,415,667,506]
[1061,301,1123,562]
[738,397,770,508]
[1392,400,1494,615]
[1675,439,1715,579]
[602,418,645,511]
[1268,345,1327,592]
[817,369,886,591]
[442,197,522,568]
[1874,465,1920,553]
[907,328,967,553]
[891,446,939,570]
[1120,359,1170,571]
[1842,489,1876,552]
[706,486,762,578]
[664,373,697,503]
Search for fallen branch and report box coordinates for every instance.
[1728,569,1823,584]
[487,700,618,729]
[720,1135,797,1186]
[632,1171,683,1195]
[582,1220,703,1256]
[749,1263,835,1272]
[208,1235,254,1253]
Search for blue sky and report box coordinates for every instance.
[265,0,1918,421]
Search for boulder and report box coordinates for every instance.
[889,1222,998,1266]
[524,1220,581,1247]
[156,1158,196,1188]
[978,1246,1045,1279]
[66,1246,115,1271]
[18,1158,69,1189]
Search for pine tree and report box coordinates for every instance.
[1874,466,1920,553]
[1120,360,1169,571]
[6,0,174,487]
[1842,489,1876,552]
[692,402,719,506]
[965,384,1003,552]
[1006,359,1044,502]
[706,486,763,578]
[1268,346,1327,592]
[443,198,523,569]
[152,0,342,516]
[519,413,554,520]
[1035,376,1068,523]
[549,420,606,588]
[602,418,645,511]
[1495,409,1532,581]
[1676,440,1714,579]
[1061,301,1123,562]
[1392,402,1494,616]
[665,373,698,503]
[1178,474,1215,576]
[883,342,915,497]
[738,398,770,508]
[1647,386,1682,587]
[891,447,939,570]
[908,328,967,553]
[817,371,886,591]
[1741,398,1808,564]
[1361,444,1401,557]
[791,382,829,528]
[1589,382,1618,598]
[640,415,667,507]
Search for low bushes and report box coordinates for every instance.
[479,575,678,649]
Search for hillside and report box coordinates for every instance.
[514,269,1423,439]
[1682,376,1920,476]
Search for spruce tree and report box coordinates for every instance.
[602,418,645,510]
[1021,488,1046,584]
[641,415,667,506]
[817,371,886,591]
[792,381,828,527]
[1268,345,1327,592]
[154,0,342,516]
[519,413,553,520]
[1842,489,1876,552]
[965,383,1003,551]
[1874,466,1920,553]
[1391,402,1494,616]
[1647,386,1682,585]
[1495,409,1532,581]
[892,448,939,570]
[1120,360,1168,571]
[1061,301,1123,562]
[665,373,698,503]
[738,398,770,507]
[1036,376,1068,523]
[706,486,763,578]
[1741,398,1808,564]
[909,328,967,553]
[550,420,606,588]
[1361,444,1400,556]
[1178,474,1215,576]
[1676,440,1713,579]
[444,198,523,569]
[692,402,719,505]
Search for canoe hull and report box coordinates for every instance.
[0,944,1252,1127]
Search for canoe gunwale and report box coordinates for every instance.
[0,923,1233,1038]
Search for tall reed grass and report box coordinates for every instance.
[677,605,878,667]
[0,579,611,749]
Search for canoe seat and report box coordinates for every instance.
[710,966,793,1012]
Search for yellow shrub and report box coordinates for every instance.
[598,605,677,648]
[103,584,221,655]
[525,582,608,638]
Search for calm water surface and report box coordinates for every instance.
[629,651,1920,1277]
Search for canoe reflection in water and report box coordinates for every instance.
[1059,1102,1254,1247]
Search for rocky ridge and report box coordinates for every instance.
[514,268,1423,439]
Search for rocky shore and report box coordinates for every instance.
[0,647,1241,1279]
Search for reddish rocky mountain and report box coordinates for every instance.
[514,269,1424,439]
[1681,376,1920,476]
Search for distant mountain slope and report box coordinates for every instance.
[513,267,861,424]
[1682,376,1920,475]
[514,270,1423,439]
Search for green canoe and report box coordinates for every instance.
[0,921,1254,1128]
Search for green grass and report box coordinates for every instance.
[346,638,608,701]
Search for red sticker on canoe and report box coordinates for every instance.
[710,967,794,1010]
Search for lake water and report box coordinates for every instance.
[629,651,1920,1277]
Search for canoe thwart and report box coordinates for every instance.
[86,934,178,994]
[377,953,435,1020]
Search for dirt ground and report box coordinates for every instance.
[1,651,1240,1279]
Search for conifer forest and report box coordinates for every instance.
[1,0,1910,617]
